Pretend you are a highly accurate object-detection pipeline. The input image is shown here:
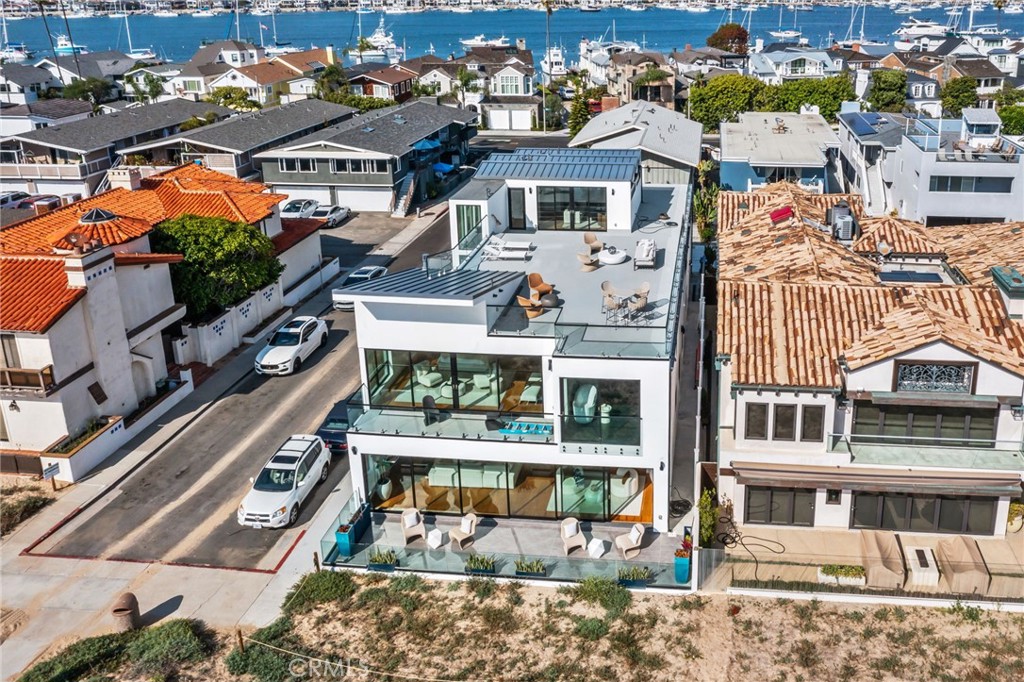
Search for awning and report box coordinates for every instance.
[413,139,441,151]
[853,391,1003,409]
[731,461,1023,497]
[432,161,454,174]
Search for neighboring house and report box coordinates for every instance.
[336,147,695,540]
[829,47,883,72]
[348,65,417,103]
[117,99,356,178]
[479,59,539,131]
[0,63,62,105]
[208,62,301,106]
[270,46,339,77]
[255,99,477,213]
[715,183,1024,548]
[415,63,461,97]
[576,38,642,89]
[747,47,844,86]
[0,99,93,137]
[167,40,267,100]
[837,111,909,216]
[606,52,673,107]
[987,49,1020,77]
[720,112,841,193]
[905,72,942,116]
[0,98,234,197]
[942,58,1007,99]
[123,63,184,103]
[569,99,703,185]
[188,39,266,69]
[669,44,747,76]
[33,51,142,98]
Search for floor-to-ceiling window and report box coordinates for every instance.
[536,186,607,231]
[851,492,997,534]
[507,464,557,519]
[508,187,526,230]
[560,378,640,445]
[455,203,482,242]
[852,402,997,447]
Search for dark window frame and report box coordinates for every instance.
[850,491,997,535]
[744,402,769,441]
[744,486,816,527]
[800,404,825,442]
[772,404,797,441]
[851,401,997,447]
[825,489,841,505]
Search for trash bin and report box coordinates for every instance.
[111,592,140,632]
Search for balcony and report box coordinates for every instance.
[829,434,1024,471]
[0,365,56,394]
[349,405,558,446]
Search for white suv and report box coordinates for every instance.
[237,435,330,528]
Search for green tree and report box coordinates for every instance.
[205,86,262,111]
[772,74,856,121]
[538,87,564,130]
[151,215,284,321]
[994,83,1024,108]
[62,77,114,107]
[998,104,1024,135]
[320,91,396,113]
[706,23,749,55]
[314,63,348,98]
[941,76,978,117]
[128,72,166,104]
[868,69,908,112]
[689,74,765,130]
[452,66,479,109]
[178,111,219,131]
[631,63,672,102]
[567,79,592,138]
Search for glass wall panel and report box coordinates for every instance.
[570,186,607,230]
[537,186,569,230]
[792,489,815,526]
[966,498,996,534]
[910,410,938,444]
[508,464,557,519]
[882,408,909,440]
[851,402,997,447]
[498,356,544,413]
[452,354,500,412]
[851,492,879,528]
[770,489,794,525]
[881,494,908,530]
[561,378,641,446]
[937,497,966,532]
[415,458,461,514]
[366,350,414,408]
[410,351,451,409]
[455,204,482,242]
[508,188,526,230]
[745,487,771,523]
[852,404,881,442]
[558,466,607,521]
[939,413,967,446]
[459,460,511,517]
[368,455,413,510]
[910,496,937,531]
[850,493,996,535]
[967,412,996,447]
[609,468,648,523]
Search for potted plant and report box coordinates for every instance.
[335,501,371,557]
[465,554,497,575]
[1008,501,1024,533]
[367,547,398,572]
[514,558,546,578]
[617,565,653,588]
[817,564,866,587]
[674,527,693,584]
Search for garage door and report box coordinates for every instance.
[489,110,511,130]
[273,185,333,205]
[335,187,393,212]
[510,109,532,130]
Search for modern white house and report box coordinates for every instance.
[0,63,62,105]
[746,48,844,86]
[715,185,1024,543]
[334,148,694,534]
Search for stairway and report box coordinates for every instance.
[863,162,887,216]
[391,173,417,218]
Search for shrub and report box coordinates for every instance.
[368,548,397,566]
[226,617,310,682]
[617,566,653,583]
[18,632,135,682]
[465,576,496,602]
[465,554,496,572]
[282,571,357,615]
[514,558,545,574]
[569,577,632,619]
[820,564,866,579]
[1,493,53,535]
[948,601,983,624]
[125,619,211,675]
[574,617,609,641]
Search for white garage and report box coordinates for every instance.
[488,110,511,130]
[511,109,533,130]
[272,184,334,206]
[334,186,394,213]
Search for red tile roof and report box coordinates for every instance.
[273,218,324,254]
[0,255,84,332]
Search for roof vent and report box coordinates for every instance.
[79,208,116,224]
[394,115,406,124]
[362,126,375,133]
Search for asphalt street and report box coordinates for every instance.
[39,215,451,570]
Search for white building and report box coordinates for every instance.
[574,38,642,89]
[715,185,1024,541]
[0,99,92,137]
[0,63,62,105]
[335,148,694,533]
[746,48,844,86]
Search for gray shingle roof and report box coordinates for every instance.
[263,100,477,158]
[12,98,234,153]
[120,99,356,154]
[1,99,92,119]
[189,40,260,65]
[0,63,54,87]
[36,51,140,80]
[569,99,703,168]
[337,267,523,300]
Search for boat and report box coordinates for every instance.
[54,34,88,56]
[1005,3,1024,14]
[540,45,567,85]
[192,10,217,18]
[460,34,511,48]
[0,4,30,63]
[893,16,947,39]
[451,7,473,13]
[124,14,156,60]
[769,4,801,40]
[685,2,712,13]
[893,5,915,14]
[579,2,602,11]
[153,10,178,18]
[261,10,301,57]
[354,14,403,65]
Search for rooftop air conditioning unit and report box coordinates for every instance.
[61,193,82,206]
[834,214,855,242]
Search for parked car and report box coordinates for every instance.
[280,199,320,219]
[558,85,576,99]
[254,316,328,375]
[0,191,30,208]
[311,204,350,227]
[331,266,388,311]
[237,435,330,528]
[15,194,60,209]
[315,397,354,453]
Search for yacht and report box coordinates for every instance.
[355,15,403,64]
[579,2,602,11]
[893,16,947,39]
[192,9,217,18]
[460,34,511,48]
[540,45,567,85]
[1005,3,1024,14]
[153,10,178,18]
[54,34,88,55]
[769,5,801,41]
[685,1,712,12]
[0,8,29,63]
[893,4,915,14]
[451,6,473,13]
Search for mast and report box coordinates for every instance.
[125,14,133,53]
[234,0,241,42]
[859,0,866,42]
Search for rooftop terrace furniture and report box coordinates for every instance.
[859,530,906,589]
[483,243,531,261]
[414,361,444,388]
[610,468,639,498]
[604,294,625,324]
[449,512,478,550]
[615,522,645,560]
[516,294,545,319]
[528,272,554,296]
[598,247,628,265]
[584,231,604,254]
[572,383,598,424]
[561,517,586,556]
[577,251,599,272]
[936,535,990,596]
[634,239,656,270]
[628,294,649,325]
[496,238,534,251]
[401,508,427,545]
[635,282,651,299]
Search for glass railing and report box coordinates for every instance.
[561,415,641,447]
[349,403,558,445]
[487,302,563,337]
[422,218,485,279]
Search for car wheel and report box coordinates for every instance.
[319,333,327,348]
[292,357,302,373]
[287,505,299,527]
[319,463,329,482]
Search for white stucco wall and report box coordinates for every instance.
[116,263,177,335]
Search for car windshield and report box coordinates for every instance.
[283,201,305,212]
[253,467,295,492]
[269,331,301,346]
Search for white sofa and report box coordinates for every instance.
[414,361,443,388]
[428,462,521,489]
[610,468,639,498]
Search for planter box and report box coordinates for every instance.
[514,570,546,579]
[466,567,496,576]
[368,562,397,573]
[674,556,691,584]
[816,567,866,587]
[335,502,371,557]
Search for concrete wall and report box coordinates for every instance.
[115,263,177,336]
[279,232,323,293]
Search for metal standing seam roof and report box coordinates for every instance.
[475,148,640,181]
[337,267,523,300]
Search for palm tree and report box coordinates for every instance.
[993,0,1007,29]
[453,67,479,110]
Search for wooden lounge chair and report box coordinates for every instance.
[584,231,604,254]
[401,508,427,545]
[614,523,645,560]
[449,513,478,550]
[517,295,545,319]
[527,272,554,296]
[561,517,586,556]
[577,251,599,272]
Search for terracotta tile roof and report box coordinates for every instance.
[717,183,863,233]
[113,252,185,266]
[0,255,84,332]
[143,163,271,192]
[853,217,944,257]
[47,213,153,251]
[930,222,1024,284]
[273,218,324,254]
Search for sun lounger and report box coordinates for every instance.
[498,239,534,251]
[936,536,990,596]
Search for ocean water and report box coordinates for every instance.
[7,7,1024,66]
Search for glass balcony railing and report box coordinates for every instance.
[561,414,641,447]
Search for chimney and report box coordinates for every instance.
[64,243,113,288]
[326,44,335,65]
[108,167,142,192]
[516,38,526,51]
[993,266,1024,319]
[601,95,620,112]
[685,43,692,51]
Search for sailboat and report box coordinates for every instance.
[124,14,156,60]
[769,4,802,40]
[262,11,301,57]
[0,3,30,63]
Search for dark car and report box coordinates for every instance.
[316,398,352,453]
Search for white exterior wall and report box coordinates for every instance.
[115,263,177,335]
[493,178,634,232]
[278,233,323,293]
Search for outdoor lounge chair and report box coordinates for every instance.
[614,523,645,560]
[634,239,656,270]
[449,513,478,550]
[561,517,586,556]
[936,536,990,595]
[577,252,599,272]
[527,272,554,296]
[401,508,427,545]
[584,232,604,254]
[517,295,545,319]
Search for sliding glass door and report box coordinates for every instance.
[536,186,607,231]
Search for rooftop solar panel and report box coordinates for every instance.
[879,271,944,284]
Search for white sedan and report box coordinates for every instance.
[311,205,350,227]
[280,199,320,219]
[254,316,328,375]
[332,266,388,311]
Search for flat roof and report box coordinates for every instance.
[721,112,839,167]
[337,267,523,301]
[475,148,640,182]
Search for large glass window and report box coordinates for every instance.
[744,486,815,526]
[508,464,557,519]
[455,204,482,242]
[773,405,797,441]
[536,186,607,231]
[508,187,526,230]
[560,378,640,446]
[558,466,607,521]
[368,455,413,510]
[801,405,824,442]
[459,460,511,517]
[851,402,997,447]
[851,492,997,534]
